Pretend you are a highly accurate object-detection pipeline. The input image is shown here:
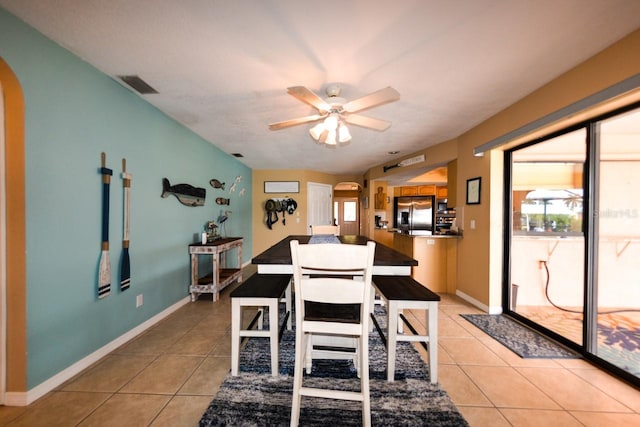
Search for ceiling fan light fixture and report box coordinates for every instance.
[338,122,352,143]
[309,122,325,140]
[324,113,339,131]
[325,129,337,146]
[270,84,400,147]
[318,129,329,144]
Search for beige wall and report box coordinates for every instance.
[251,169,359,255]
[251,29,640,313]
[386,29,640,311]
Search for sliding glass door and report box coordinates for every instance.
[594,109,640,377]
[506,103,640,386]
[509,129,586,345]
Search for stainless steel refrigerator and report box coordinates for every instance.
[393,196,434,234]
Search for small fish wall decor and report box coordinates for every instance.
[210,179,225,190]
[162,178,206,207]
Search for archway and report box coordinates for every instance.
[334,181,362,235]
[0,56,27,403]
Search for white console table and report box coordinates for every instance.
[188,237,243,302]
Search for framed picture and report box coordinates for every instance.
[466,177,481,205]
[264,181,299,193]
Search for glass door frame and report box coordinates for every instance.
[503,101,640,388]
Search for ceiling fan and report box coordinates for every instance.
[268,84,400,145]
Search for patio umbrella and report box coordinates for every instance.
[524,189,582,230]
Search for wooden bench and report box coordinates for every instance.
[230,273,292,376]
[372,275,440,383]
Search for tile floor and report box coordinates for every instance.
[1,266,639,426]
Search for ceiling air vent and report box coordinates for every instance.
[118,75,158,94]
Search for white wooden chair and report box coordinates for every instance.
[310,224,340,235]
[289,240,375,427]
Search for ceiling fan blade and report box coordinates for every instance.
[342,87,400,113]
[287,86,331,113]
[268,114,326,130]
[343,114,392,131]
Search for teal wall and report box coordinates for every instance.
[1,8,253,388]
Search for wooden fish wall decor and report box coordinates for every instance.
[161,178,206,207]
[210,179,225,190]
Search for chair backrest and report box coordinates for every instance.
[290,240,375,326]
[310,224,340,235]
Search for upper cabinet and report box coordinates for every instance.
[398,184,447,197]
[400,186,418,196]
[418,185,436,195]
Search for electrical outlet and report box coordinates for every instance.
[136,294,143,307]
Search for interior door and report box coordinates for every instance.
[335,197,359,235]
[307,182,333,234]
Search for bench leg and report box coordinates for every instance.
[427,302,438,383]
[268,300,279,376]
[231,300,241,376]
[386,301,398,382]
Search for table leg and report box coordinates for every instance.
[285,279,292,330]
[190,253,198,302]
[428,302,438,383]
[212,251,219,302]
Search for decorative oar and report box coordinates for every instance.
[98,152,112,298]
[120,158,131,291]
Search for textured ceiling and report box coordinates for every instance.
[2,0,640,181]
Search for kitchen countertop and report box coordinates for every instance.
[386,229,461,238]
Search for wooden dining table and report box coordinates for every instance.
[250,235,438,383]
[252,234,418,275]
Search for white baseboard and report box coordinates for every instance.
[6,296,191,406]
[455,290,503,314]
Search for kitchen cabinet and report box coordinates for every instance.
[436,186,448,199]
[400,186,418,196]
[393,233,458,293]
[400,185,437,196]
[373,229,394,248]
[418,185,436,196]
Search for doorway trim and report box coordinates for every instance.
[0,57,28,404]
[306,182,333,233]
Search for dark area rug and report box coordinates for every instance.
[200,307,469,426]
[461,314,580,359]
